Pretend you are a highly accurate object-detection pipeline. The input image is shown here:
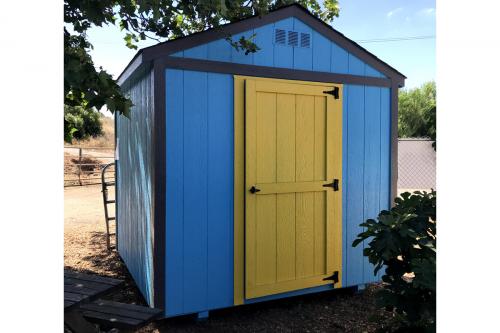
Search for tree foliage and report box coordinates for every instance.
[353,191,436,332]
[64,105,103,143]
[64,0,340,117]
[398,81,436,148]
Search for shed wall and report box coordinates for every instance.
[116,66,154,305]
[172,17,385,78]
[164,68,391,316]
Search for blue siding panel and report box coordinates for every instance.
[312,31,331,72]
[253,24,275,67]
[273,17,294,69]
[331,43,349,74]
[293,18,313,70]
[378,87,391,280]
[345,85,365,287]
[207,39,232,62]
[231,32,255,65]
[207,73,234,308]
[365,64,385,78]
[348,54,365,76]
[184,44,208,59]
[363,87,381,283]
[117,66,154,305]
[165,69,234,316]
[182,71,209,312]
[341,85,349,287]
[165,69,185,316]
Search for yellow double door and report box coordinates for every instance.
[244,77,343,299]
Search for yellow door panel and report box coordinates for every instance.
[243,76,342,299]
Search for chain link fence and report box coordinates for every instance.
[398,138,436,194]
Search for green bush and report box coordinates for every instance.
[64,105,103,143]
[353,191,436,332]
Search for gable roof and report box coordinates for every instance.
[118,4,406,86]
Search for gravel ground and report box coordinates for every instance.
[64,185,393,332]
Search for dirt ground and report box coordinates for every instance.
[64,185,393,333]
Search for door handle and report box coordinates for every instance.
[249,186,261,194]
[323,179,339,191]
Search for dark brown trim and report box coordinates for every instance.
[390,81,399,206]
[288,6,405,86]
[119,4,405,86]
[152,60,166,309]
[141,5,296,62]
[159,56,392,87]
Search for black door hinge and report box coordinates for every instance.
[323,179,339,191]
[323,271,339,287]
[323,86,339,99]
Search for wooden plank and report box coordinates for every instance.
[165,68,185,315]
[312,31,331,72]
[363,86,381,283]
[64,270,122,286]
[231,31,255,65]
[80,301,161,320]
[64,284,108,296]
[273,17,294,69]
[207,73,234,309]
[379,87,391,280]
[245,79,258,295]
[207,39,232,62]
[276,193,296,282]
[348,54,365,76]
[255,90,277,286]
[276,92,296,283]
[276,93,296,184]
[345,85,365,286]
[331,43,348,74]
[293,17,313,71]
[330,85,343,286]
[81,310,143,329]
[183,70,208,312]
[296,192,315,279]
[64,291,87,303]
[255,181,328,194]
[256,92,277,183]
[295,95,315,182]
[253,24,275,67]
[233,76,246,305]
[256,81,328,97]
[314,95,327,276]
[89,299,162,315]
[65,277,118,292]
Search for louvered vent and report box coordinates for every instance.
[288,31,298,47]
[300,33,311,48]
[275,29,286,45]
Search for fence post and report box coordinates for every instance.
[78,147,82,186]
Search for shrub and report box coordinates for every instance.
[64,105,103,143]
[353,191,436,332]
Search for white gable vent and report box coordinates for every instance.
[300,32,311,48]
[288,31,298,47]
[275,29,286,45]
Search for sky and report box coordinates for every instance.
[85,0,435,91]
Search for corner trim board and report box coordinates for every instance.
[390,82,399,206]
[159,57,391,87]
[152,60,166,309]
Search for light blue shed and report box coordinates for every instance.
[116,4,405,319]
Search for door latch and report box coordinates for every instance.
[323,86,339,99]
[323,179,339,191]
[323,271,339,287]
[249,186,261,194]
